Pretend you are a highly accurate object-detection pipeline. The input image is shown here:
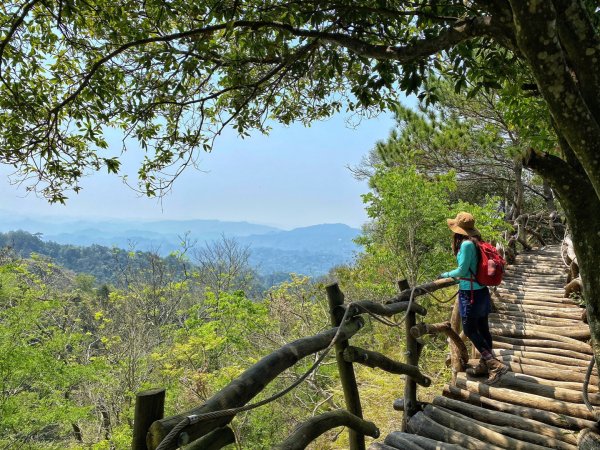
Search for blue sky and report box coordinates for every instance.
[1,112,398,229]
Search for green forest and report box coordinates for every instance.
[2,0,599,449]
[1,83,563,448]
[0,230,286,292]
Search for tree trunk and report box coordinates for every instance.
[525,148,600,386]
[543,179,556,212]
[510,159,524,221]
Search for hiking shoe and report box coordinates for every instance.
[484,358,508,385]
[466,358,488,377]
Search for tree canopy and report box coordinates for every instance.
[1,1,595,201]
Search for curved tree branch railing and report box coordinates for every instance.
[505,211,565,263]
[148,317,365,448]
[410,321,469,371]
[275,410,380,450]
[343,346,432,387]
[134,277,459,450]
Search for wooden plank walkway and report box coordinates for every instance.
[373,245,596,450]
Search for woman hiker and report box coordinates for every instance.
[440,212,508,386]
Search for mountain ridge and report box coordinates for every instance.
[0,215,362,277]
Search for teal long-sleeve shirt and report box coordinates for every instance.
[441,240,485,291]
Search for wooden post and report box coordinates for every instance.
[133,388,165,450]
[326,283,365,450]
[449,297,463,384]
[399,279,418,432]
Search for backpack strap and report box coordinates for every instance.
[459,268,476,304]
[459,240,480,304]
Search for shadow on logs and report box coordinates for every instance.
[578,428,600,450]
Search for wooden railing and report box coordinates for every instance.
[132,277,467,450]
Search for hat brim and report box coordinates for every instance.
[446,218,480,237]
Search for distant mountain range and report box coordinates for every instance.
[0,213,361,277]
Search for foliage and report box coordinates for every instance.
[359,87,555,221]
[449,198,510,244]
[358,165,457,286]
[0,259,103,447]
[191,236,259,298]
[0,234,458,449]
[2,1,599,205]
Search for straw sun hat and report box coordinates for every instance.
[446,212,480,237]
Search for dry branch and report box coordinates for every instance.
[410,321,469,370]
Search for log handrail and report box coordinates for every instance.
[410,321,469,369]
[342,346,431,387]
[148,317,364,449]
[275,410,379,450]
[388,278,457,304]
[137,276,461,450]
[180,427,235,450]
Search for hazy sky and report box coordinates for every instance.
[1,112,398,229]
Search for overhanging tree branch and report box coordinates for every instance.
[523,148,591,203]
[48,17,494,116]
[320,16,493,60]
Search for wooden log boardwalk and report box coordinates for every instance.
[373,245,599,450]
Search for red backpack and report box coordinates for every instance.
[474,241,506,286]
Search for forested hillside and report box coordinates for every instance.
[0,230,191,286]
[0,221,360,279]
[0,227,359,288]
